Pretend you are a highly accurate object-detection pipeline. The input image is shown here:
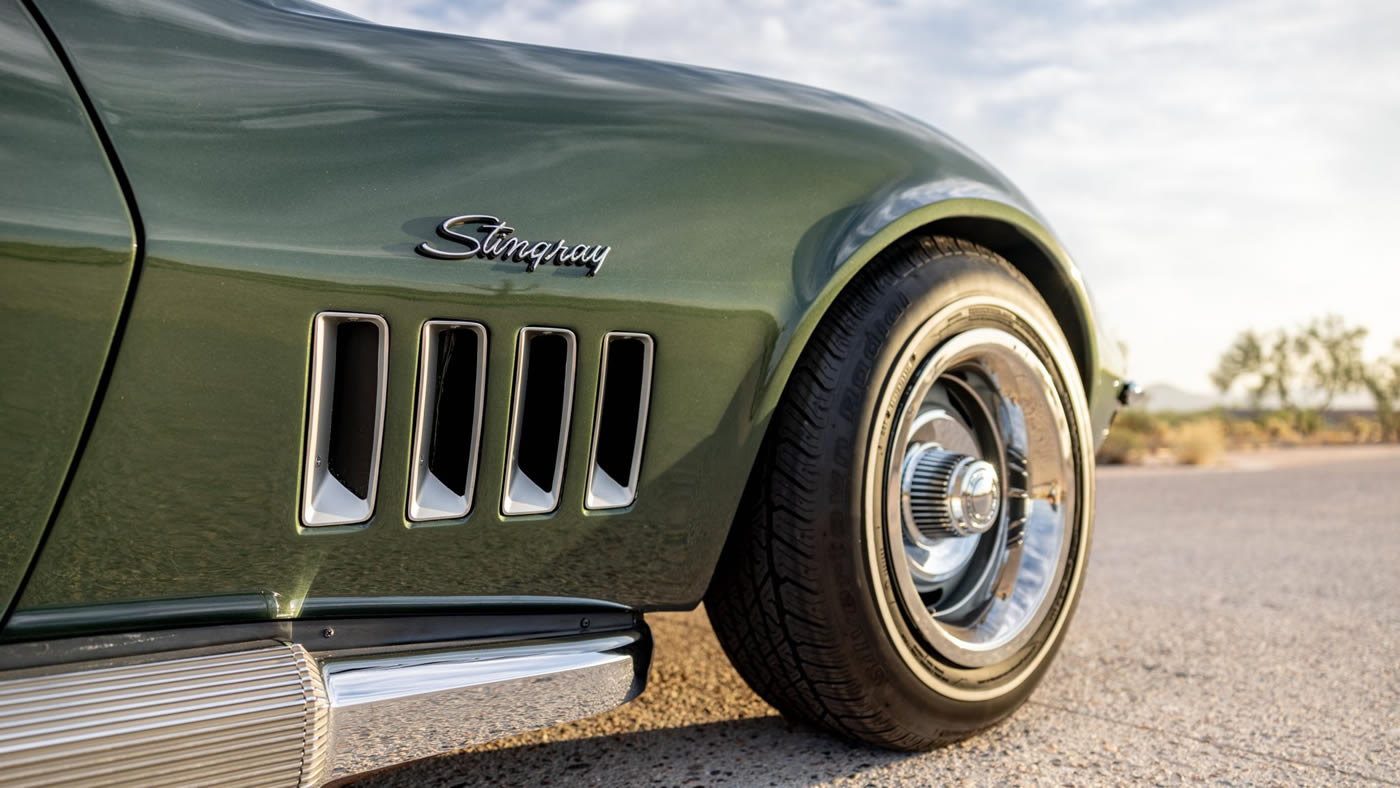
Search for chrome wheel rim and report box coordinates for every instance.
[881,325,1076,669]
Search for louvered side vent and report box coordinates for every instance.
[586,332,654,510]
[502,327,577,516]
[408,321,487,522]
[301,312,388,527]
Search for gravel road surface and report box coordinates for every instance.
[352,446,1400,786]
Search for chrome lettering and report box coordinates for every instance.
[416,213,612,276]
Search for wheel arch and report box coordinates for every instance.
[906,213,1094,394]
[711,195,1106,605]
[760,196,1102,425]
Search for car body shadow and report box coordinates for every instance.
[343,715,922,787]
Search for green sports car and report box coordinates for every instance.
[0,0,1131,783]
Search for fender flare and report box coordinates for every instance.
[760,194,1106,428]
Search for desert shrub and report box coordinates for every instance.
[1168,420,1226,465]
[1312,428,1354,445]
[1347,415,1380,443]
[1112,408,1161,435]
[1258,412,1301,444]
[1294,408,1323,435]
[1224,418,1268,449]
[1097,408,1168,464]
[1097,428,1147,465]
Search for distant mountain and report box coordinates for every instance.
[1138,383,1375,412]
[1139,383,1221,412]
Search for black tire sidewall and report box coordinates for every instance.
[814,245,1093,737]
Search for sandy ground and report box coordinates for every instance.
[352,445,1400,786]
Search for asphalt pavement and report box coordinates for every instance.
[352,445,1400,786]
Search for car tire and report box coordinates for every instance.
[705,235,1095,750]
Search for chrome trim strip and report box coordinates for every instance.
[301,312,389,527]
[585,332,654,510]
[320,633,642,782]
[501,326,577,516]
[407,320,488,522]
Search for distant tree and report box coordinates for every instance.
[1363,340,1400,442]
[1211,329,1297,410]
[1295,315,1367,412]
[1210,330,1260,397]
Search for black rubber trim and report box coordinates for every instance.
[1,1,148,631]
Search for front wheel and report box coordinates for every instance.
[705,236,1095,749]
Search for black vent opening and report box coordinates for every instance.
[427,327,480,497]
[517,332,569,491]
[596,337,647,484]
[327,320,380,499]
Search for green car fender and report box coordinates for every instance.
[3,0,1124,638]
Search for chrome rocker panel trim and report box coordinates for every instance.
[0,630,647,786]
[322,633,642,780]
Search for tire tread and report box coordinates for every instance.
[706,236,1028,750]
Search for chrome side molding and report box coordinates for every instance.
[408,320,488,522]
[502,327,577,516]
[586,332,654,510]
[301,312,389,527]
[322,633,643,780]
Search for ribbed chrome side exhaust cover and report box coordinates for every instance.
[0,632,645,786]
[0,644,328,788]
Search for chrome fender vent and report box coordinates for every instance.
[586,332,654,510]
[408,321,487,522]
[502,327,577,516]
[301,312,388,527]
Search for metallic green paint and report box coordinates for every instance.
[7,0,1124,634]
[0,0,136,615]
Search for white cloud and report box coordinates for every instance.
[322,0,1400,392]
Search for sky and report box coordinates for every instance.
[320,0,1400,394]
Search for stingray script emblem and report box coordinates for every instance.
[415,214,611,276]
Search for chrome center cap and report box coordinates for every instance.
[949,459,1000,534]
[902,447,1001,539]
